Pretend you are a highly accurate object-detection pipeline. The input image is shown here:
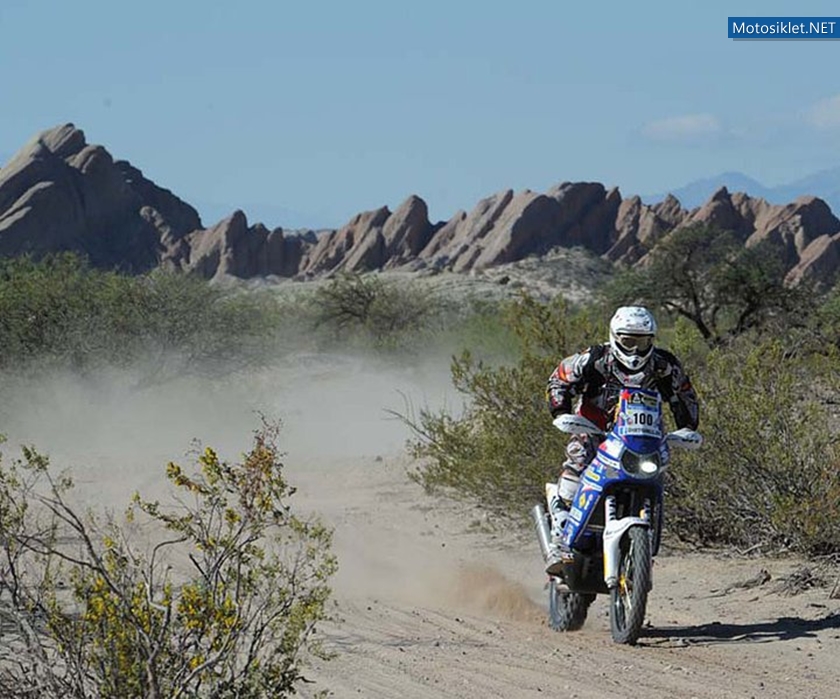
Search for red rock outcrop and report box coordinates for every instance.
[0,124,201,272]
[297,206,391,276]
[786,232,840,288]
[603,187,840,286]
[679,188,839,278]
[416,182,621,272]
[181,210,308,280]
[607,194,688,263]
[3,124,840,288]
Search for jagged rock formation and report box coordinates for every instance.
[178,210,312,279]
[275,183,840,288]
[0,124,201,272]
[412,183,622,273]
[2,124,840,288]
[608,194,687,263]
[606,187,840,284]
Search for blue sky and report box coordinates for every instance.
[1,1,839,229]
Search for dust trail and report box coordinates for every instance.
[0,350,553,628]
[0,351,461,505]
[445,564,544,623]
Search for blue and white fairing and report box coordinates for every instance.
[561,387,669,569]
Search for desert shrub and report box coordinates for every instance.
[129,270,281,380]
[431,298,522,363]
[797,282,840,356]
[665,338,840,556]
[401,294,606,517]
[0,253,279,377]
[0,252,138,365]
[312,272,437,347]
[304,272,522,362]
[0,421,336,698]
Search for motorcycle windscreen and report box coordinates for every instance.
[614,387,663,452]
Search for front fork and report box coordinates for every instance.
[602,495,652,588]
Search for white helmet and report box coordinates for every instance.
[609,306,657,371]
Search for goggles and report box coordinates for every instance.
[616,334,653,355]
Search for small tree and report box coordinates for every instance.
[606,225,809,346]
[0,421,336,698]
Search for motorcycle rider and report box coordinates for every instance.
[543,305,699,575]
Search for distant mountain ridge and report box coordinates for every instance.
[645,169,840,214]
[2,124,840,290]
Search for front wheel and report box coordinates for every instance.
[609,526,651,644]
[548,580,595,632]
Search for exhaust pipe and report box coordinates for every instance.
[532,503,552,562]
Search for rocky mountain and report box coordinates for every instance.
[0,124,201,272]
[2,124,840,289]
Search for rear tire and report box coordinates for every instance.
[548,580,594,632]
[609,526,651,644]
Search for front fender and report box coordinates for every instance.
[603,516,649,588]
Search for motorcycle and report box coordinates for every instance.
[532,386,702,644]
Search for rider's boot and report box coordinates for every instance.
[545,466,583,576]
[545,490,572,576]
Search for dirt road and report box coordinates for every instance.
[289,453,840,699]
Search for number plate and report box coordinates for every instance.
[616,389,662,438]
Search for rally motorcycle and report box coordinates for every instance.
[532,386,702,644]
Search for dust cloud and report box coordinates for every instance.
[0,349,548,625]
[448,564,544,623]
[0,351,460,501]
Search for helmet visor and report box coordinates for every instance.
[616,334,653,355]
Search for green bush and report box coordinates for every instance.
[402,294,605,518]
[0,253,279,378]
[130,270,281,378]
[0,252,138,365]
[430,297,522,364]
[666,337,840,555]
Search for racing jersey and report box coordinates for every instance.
[546,343,699,431]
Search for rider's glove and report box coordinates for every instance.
[550,398,571,419]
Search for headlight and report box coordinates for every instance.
[620,449,661,477]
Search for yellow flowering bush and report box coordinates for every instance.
[0,421,336,698]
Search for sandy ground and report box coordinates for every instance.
[2,354,839,699]
[290,451,840,699]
